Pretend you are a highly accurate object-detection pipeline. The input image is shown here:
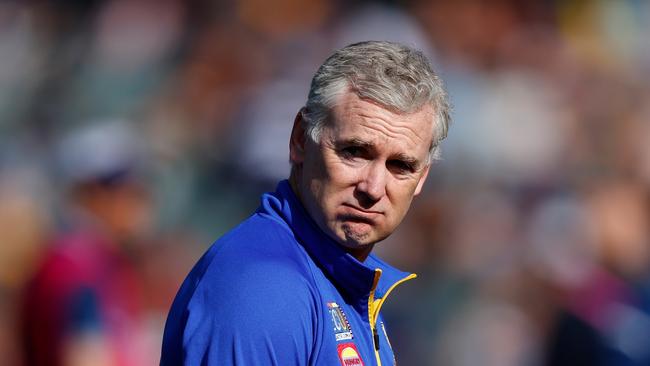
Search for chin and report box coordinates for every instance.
[339,224,382,247]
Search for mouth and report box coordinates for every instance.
[340,204,383,222]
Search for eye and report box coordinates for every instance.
[340,146,365,159]
[387,160,415,175]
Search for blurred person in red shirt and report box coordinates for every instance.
[20,121,154,366]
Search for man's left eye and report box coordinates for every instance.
[387,160,414,174]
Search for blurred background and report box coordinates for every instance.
[1,0,649,365]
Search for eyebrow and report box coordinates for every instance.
[338,138,422,168]
[338,137,374,150]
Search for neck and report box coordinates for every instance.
[346,244,374,263]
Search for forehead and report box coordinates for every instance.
[327,92,434,158]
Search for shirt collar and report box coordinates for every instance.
[257,180,414,301]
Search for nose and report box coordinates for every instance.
[355,162,386,207]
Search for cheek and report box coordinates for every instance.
[386,183,417,214]
[326,159,361,186]
[319,168,356,215]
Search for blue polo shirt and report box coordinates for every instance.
[160,180,416,365]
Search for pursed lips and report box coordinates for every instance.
[340,203,383,222]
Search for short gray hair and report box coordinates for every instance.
[302,41,451,162]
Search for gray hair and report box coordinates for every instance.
[302,41,451,162]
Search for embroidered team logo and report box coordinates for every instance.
[327,302,353,341]
[337,343,364,366]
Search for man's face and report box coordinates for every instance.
[291,92,434,255]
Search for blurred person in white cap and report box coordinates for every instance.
[20,119,154,366]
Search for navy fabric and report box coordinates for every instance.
[161,180,414,365]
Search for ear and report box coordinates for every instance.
[413,164,431,196]
[289,109,307,165]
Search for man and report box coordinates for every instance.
[161,41,450,365]
[21,121,154,366]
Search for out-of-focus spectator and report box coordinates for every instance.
[524,188,650,365]
[20,121,156,366]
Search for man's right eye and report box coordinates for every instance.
[340,146,364,159]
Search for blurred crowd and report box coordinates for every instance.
[0,0,649,365]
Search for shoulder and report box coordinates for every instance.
[162,214,323,364]
[171,213,323,327]
[202,212,312,276]
[193,213,319,311]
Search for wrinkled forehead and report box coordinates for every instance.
[327,93,435,157]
